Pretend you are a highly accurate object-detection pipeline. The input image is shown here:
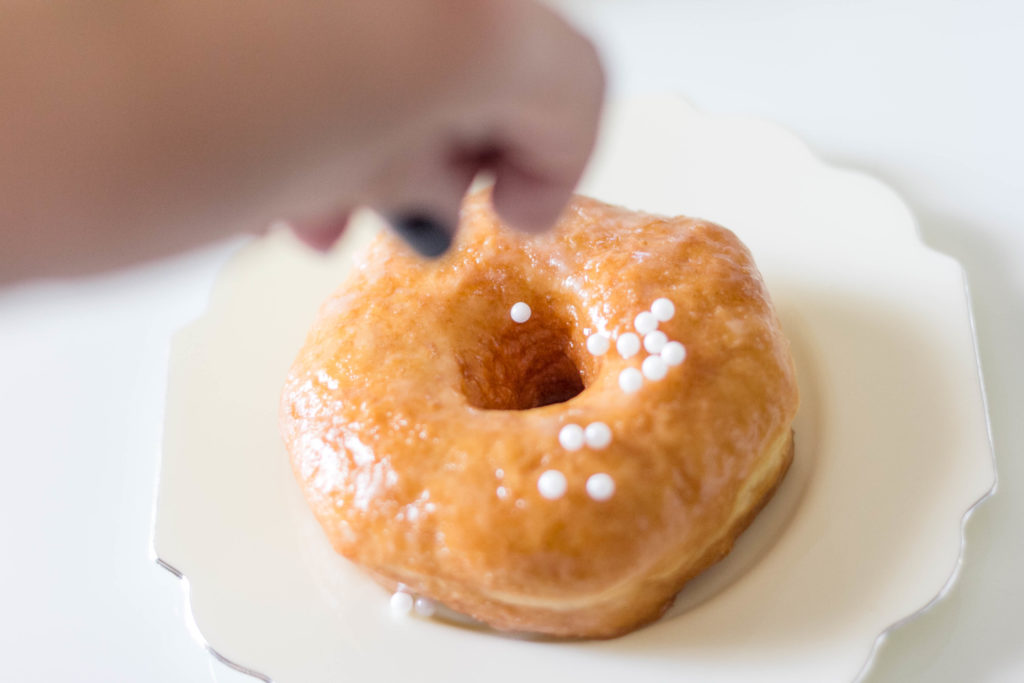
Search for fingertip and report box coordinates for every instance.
[490,167,574,234]
[288,213,352,252]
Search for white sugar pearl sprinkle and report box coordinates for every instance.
[661,341,687,366]
[559,424,585,451]
[616,332,641,358]
[584,422,612,449]
[651,298,675,322]
[586,473,616,501]
[643,330,668,354]
[619,367,643,393]
[537,470,568,499]
[390,591,414,616]
[510,302,531,323]
[634,311,658,336]
[414,597,436,617]
[586,333,610,356]
[642,355,668,381]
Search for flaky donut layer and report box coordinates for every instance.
[280,191,800,638]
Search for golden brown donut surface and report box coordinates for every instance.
[280,191,799,638]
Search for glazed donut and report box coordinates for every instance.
[280,190,799,638]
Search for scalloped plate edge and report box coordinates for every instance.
[152,96,997,683]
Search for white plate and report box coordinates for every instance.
[153,98,994,683]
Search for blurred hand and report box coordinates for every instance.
[0,0,604,280]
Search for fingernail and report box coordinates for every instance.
[388,213,452,258]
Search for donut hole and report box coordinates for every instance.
[458,309,586,411]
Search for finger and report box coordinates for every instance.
[489,39,605,233]
[490,159,576,234]
[288,211,352,251]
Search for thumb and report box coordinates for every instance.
[490,160,577,234]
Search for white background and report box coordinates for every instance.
[1,1,1021,681]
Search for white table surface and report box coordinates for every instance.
[1,1,1021,681]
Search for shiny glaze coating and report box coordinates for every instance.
[280,191,799,637]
